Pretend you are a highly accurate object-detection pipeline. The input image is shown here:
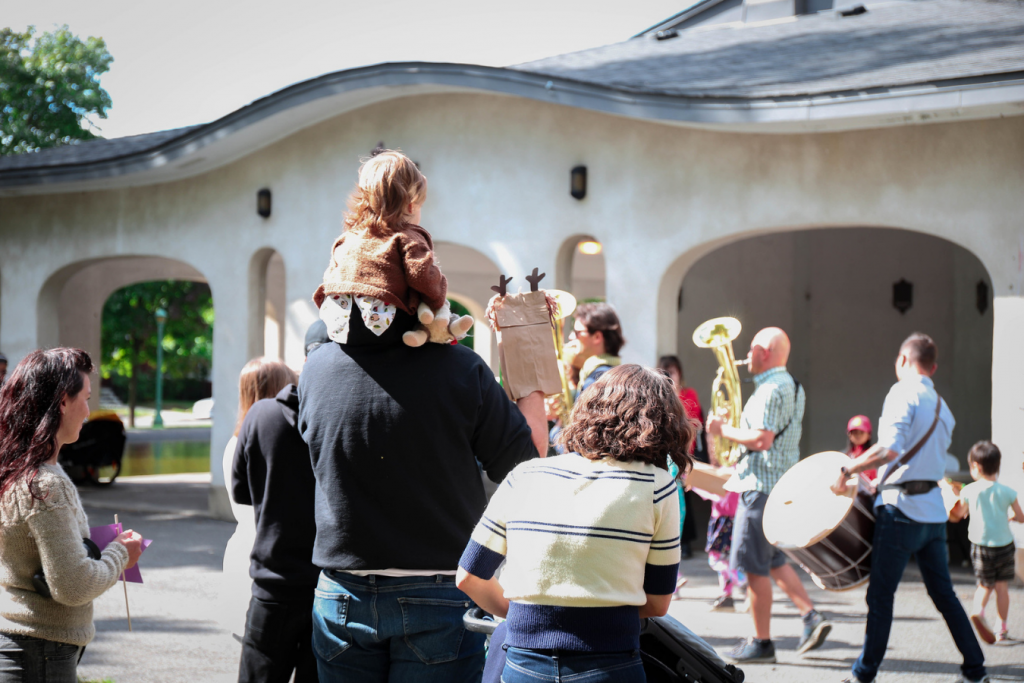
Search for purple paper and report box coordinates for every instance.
[89,523,152,584]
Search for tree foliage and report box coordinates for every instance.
[0,25,113,156]
[101,281,214,424]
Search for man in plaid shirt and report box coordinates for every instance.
[707,327,831,664]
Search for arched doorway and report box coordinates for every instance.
[249,248,287,362]
[434,242,502,372]
[672,227,992,463]
[36,256,216,479]
[37,256,209,409]
[556,235,607,302]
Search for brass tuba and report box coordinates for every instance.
[693,317,745,467]
[550,291,578,425]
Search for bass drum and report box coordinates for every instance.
[763,451,875,591]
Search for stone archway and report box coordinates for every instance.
[555,234,606,302]
[663,227,993,463]
[37,256,209,412]
[434,242,504,372]
[248,248,287,362]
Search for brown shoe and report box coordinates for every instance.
[971,614,996,644]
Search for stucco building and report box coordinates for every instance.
[1,0,1022,520]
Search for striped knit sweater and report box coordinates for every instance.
[459,453,680,652]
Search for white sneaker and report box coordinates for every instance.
[957,675,991,682]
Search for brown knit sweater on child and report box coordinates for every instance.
[313,224,447,315]
[0,464,129,646]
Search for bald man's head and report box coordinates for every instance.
[748,327,790,374]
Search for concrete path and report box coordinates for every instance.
[669,558,1024,682]
[74,475,1024,683]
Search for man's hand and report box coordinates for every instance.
[706,415,724,437]
[831,470,852,496]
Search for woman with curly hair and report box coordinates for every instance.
[457,364,696,683]
[0,349,143,682]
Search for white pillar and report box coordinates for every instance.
[991,296,1024,558]
[207,265,250,521]
[604,243,661,367]
[0,265,45,365]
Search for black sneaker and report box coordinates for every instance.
[725,637,776,664]
[797,610,832,654]
[711,595,735,612]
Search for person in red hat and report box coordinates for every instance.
[846,415,877,482]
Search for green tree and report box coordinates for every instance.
[101,281,214,427]
[0,25,113,156]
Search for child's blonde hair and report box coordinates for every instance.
[344,151,427,236]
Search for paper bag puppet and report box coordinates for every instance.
[488,270,563,401]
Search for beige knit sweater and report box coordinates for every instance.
[0,464,129,646]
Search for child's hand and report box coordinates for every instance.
[1011,499,1024,524]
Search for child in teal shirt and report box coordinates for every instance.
[958,441,1024,643]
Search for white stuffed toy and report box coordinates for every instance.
[403,301,474,347]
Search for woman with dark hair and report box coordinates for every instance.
[457,364,696,683]
[0,348,143,682]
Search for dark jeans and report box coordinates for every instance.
[0,633,81,683]
[239,595,318,683]
[502,647,645,683]
[852,505,985,683]
[312,570,484,683]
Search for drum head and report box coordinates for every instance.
[764,451,857,549]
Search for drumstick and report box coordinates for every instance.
[115,514,132,632]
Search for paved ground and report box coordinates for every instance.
[75,476,1024,683]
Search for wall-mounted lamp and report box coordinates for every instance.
[893,279,913,314]
[578,240,602,256]
[570,165,587,200]
[977,280,989,315]
[257,188,272,218]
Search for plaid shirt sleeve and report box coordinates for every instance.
[745,386,788,433]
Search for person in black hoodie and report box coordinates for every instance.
[298,304,540,683]
[231,321,331,683]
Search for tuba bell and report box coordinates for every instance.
[693,317,745,467]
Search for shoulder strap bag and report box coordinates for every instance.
[875,395,943,490]
[773,380,802,442]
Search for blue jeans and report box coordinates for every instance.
[312,570,484,683]
[0,633,81,683]
[852,505,985,683]
[502,647,645,683]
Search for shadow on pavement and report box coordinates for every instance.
[78,479,212,517]
[83,505,233,571]
[93,616,221,634]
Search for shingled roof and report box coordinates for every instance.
[1,0,1021,184]
[0,126,202,171]
[513,0,1024,98]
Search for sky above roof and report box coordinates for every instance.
[11,0,694,140]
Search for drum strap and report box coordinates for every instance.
[875,395,943,490]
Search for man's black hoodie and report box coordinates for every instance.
[298,310,537,571]
[232,384,320,600]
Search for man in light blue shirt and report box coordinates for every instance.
[831,333,986,683]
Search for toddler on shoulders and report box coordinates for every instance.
[313,150,472,347]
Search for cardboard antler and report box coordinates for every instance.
[491,274,513,297]
[525,268,546,292]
